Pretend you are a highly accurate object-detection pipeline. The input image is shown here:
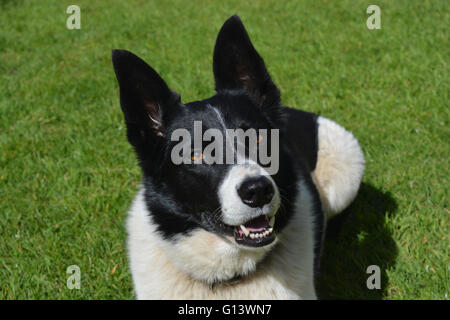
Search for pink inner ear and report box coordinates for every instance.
[239,75,250,90]
[144,101,165,137]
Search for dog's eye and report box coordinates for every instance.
[191,150,204,162]
[257,135,263,144]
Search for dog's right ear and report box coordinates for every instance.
[213,15,280,110]
[112,50,180,147]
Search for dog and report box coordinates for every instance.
[112,15,364,299]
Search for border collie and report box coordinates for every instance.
[112,15,364,299]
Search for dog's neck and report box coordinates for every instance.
[154,228,271,284]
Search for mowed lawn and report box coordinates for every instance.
[0,0,448,299]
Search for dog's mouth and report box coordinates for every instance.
[233,214,276,247]
[200,211,277,248]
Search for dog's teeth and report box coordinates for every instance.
[268,227,273,233]
[250,233,255,239]
[240,225,250,237]
[269,216,275,227]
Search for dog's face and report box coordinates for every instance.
[112,16,297,251]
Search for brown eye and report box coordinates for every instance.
[257,135,263,144]
[191,150,204,161]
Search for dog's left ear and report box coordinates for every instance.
[213,15,280,109]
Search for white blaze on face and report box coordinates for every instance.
[218,161,280,226]
[207,103,280,226]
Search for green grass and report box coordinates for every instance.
[0,0,448,299]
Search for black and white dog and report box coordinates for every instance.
[112,15,364,299]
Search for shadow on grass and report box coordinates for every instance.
[317,183,398,299]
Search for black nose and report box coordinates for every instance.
[237,176,274,208]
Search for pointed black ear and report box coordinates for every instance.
[112,50,180,146]
[213,15,280,108]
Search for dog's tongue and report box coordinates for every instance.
[244,215,269,232]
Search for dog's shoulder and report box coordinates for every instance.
[282,107,319,172]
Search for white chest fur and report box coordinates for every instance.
[126,180,317,300]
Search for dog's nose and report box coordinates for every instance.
[237,176,274,208]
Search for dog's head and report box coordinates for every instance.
[113,16,297,262]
